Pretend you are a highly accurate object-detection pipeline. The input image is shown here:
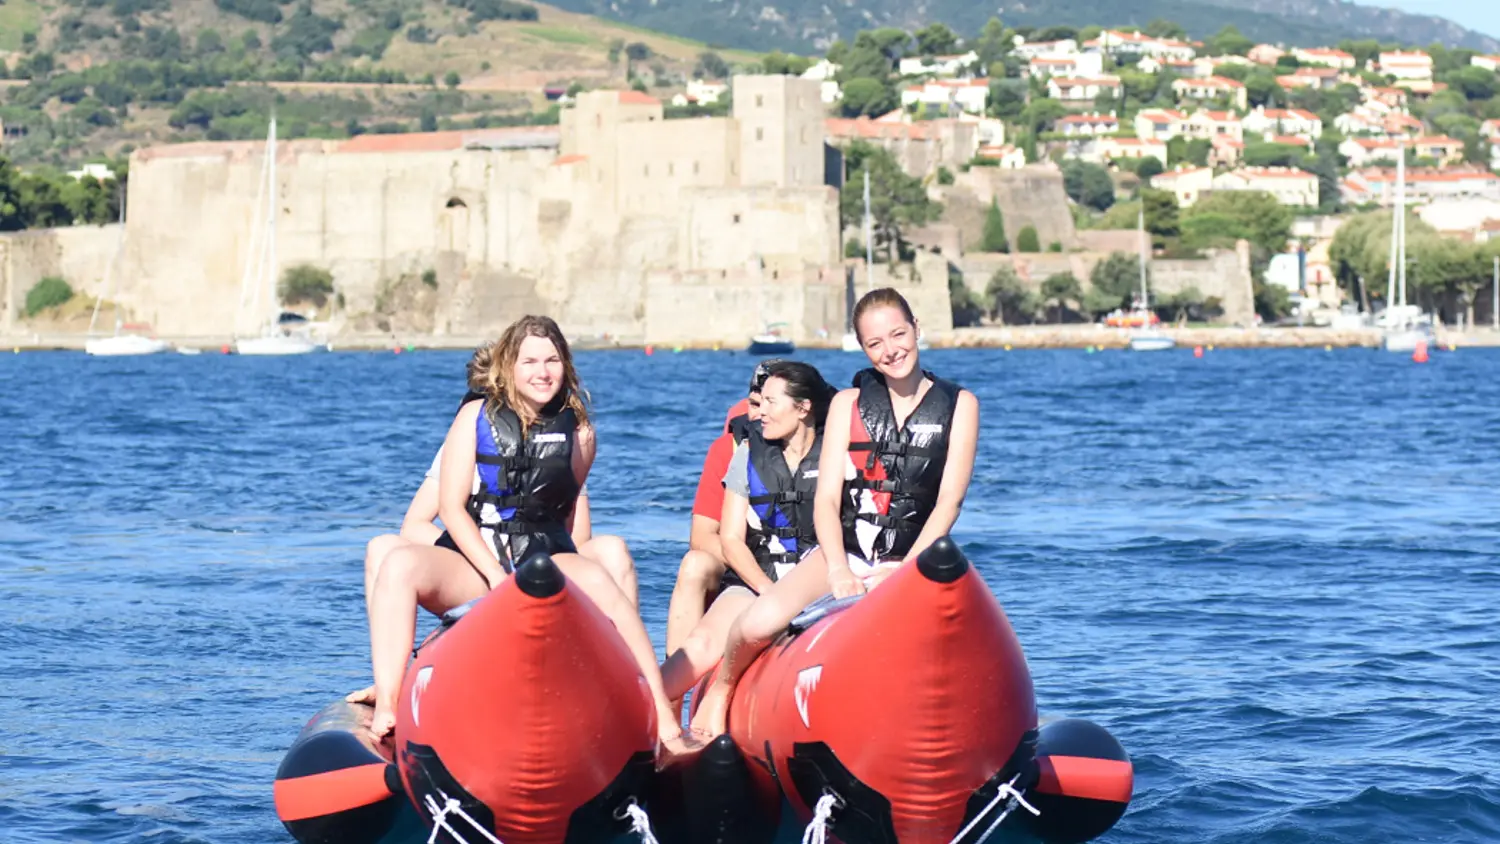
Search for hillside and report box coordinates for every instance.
[0,0,757,166]
[542,0,1500,53]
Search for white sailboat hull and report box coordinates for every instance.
[235,335,322,356]
[1381,327,1433,353]
[85,335,170,356]
[1128,334,1177,352]
[841,332,862,352]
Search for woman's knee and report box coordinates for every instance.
[587,535,634,573]
[678,549,722,587]
[736,597,795,643]
[374,546,422,592]
[365,534,402,569]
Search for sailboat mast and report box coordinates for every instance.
[863,168,873,291]
[1395,143,1407,313]
[267,113,278,330]
[1137,203,1148,308]
[89,187,127,336]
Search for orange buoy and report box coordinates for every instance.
[1193,346,1204,358]
[1412,340,1429,363]
[221,344,231,354]
[645,345,655,356]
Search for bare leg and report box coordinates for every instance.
[348,534,415,704]
[551,549,685,745]
[661,586,755,702]
[665,549,726,655]
[690,550,832,739]
[581,535,639,609]
[366,545,488,739]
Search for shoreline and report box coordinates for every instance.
[5,325,1498,352]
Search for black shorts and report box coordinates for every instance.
[435,531,460,553]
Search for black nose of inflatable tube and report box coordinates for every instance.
[515,554,567,599]
[915,536,969,583]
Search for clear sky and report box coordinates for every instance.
[1360,0,1499,40]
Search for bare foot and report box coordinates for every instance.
[346,685,376,705]
[655,732,705,769]
[688,681,730,739]
[368,701,397,741]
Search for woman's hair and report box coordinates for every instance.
[853,287,918,341]
[481,315,591,430]
[749,358,787,394]
[763,360,836,431]
[457,342,495,411]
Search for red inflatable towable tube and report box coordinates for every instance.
[395,555,658,844]
[698,537,1133,844]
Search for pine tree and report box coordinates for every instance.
[981,198,1009,253]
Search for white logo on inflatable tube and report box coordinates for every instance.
[794,666,823,729]
[411,666,434,727]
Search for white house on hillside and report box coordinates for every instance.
[1012,39,1079,59]
[1376,51,1433,81]
[1047,76,1122,101]
[1212,167,1319,207]
[1241,107,1322,140]
[1134,108,1188,141]
[1151,166,1215,206]
[1098,137,1168,162]
[1028,53,1105,79]
[899,51,979,78]
[1293,47,1355,69]
[1088,30,1195,60]
[1172,76,1248,111]
[1056,112,1120,136]
[1185,109,1243,142]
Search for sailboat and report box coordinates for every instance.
[234,116,324,356]
[842,170,873,353]
[85,198,170,356]
[1128,204,1176,352]
[1379,145,1436,353]
[839,169,930,353]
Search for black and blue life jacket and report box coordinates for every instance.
[465,396,580,570]
[745,428,823,581]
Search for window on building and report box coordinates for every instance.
[733,213,741,224]
[644,164,650,176]
[756,95,764,107]
[799,127,807,143]
[668,162,675,176]
[756,127,764,141]
[693,161,700,175]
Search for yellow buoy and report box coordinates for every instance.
[1324,344,1332,352]
[1003,344,1012,351]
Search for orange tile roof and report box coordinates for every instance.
[551,154,588,165]
[617,90,661,105]
[825,117,941,141]
[337,127,558,153]
[1238,166,1316,179]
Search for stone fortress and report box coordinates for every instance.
[0,74,1254,344]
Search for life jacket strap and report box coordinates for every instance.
[747,490,809,507]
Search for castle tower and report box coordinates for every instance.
[732,75,825,189]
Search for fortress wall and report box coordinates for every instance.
[0,225,119,331]
[680,186,840,272]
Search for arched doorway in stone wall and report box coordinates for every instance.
[439,197,470,255]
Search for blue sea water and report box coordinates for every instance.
[1,346,1498,844]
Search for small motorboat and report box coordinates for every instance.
[748,322,796,356]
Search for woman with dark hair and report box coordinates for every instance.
[661,360,836,704]
[665,360,781,659]
[691,289,980,738]
[356,316,682,748]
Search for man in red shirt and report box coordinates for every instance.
[664,371,767,656]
